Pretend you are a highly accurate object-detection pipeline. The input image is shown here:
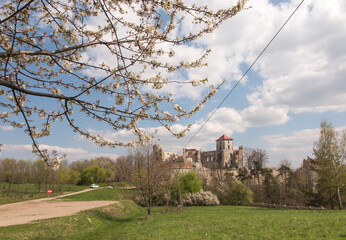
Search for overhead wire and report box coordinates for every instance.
[182,0,306,150]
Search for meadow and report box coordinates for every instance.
[0,183,88,204]
[1,188,345,240]
[61,186,138,201]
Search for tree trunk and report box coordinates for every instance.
[337,186,343,210]
[7,182,11,197]
[147,207,151,219]
[329,191,334,209]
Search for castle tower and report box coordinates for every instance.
[238,146,245,168]
[216,134,233,167]
[153,144,164,161]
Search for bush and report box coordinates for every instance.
[217,182,253,206]
[171,171,203,203]
[183,190,220,206]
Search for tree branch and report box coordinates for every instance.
[0,0,36,25]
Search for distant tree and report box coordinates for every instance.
[244,147,254,169]
[262,169,280,204]
[0,0,248,167]
[311,120,346,209]
[70,160,93,174]
[68,169,81,188]
[295,164,316,206]
[114,156,134,182]
[80,165,99,185]
[80,165,113,185]
[90,157,117,175]
[237,167,251,183]
[206,168,252,205]
[223,181,253,206]
[248,149,268,185]
[171,171,203,203]
[131,142,171,219]
[97,167,114,184]
[208,168,234,194]
[56,163,70,192]
[287,170,308,206]
[278,159,293,204]
[17,160,31,191]
[31,159,47,193]
[0,158,17,196]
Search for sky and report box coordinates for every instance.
[1,0,346,169]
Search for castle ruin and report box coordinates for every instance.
[155,134,245,169]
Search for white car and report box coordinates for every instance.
[90,184,99,188]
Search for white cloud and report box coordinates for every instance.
[174,0,346,126]
[78,107,246,153]
[240,0,346,117]
[78,0,346,126]
[262,126,346,169]
[0,125,14,131]
[263,128,319,168]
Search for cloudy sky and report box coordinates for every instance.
[1,0,346,168]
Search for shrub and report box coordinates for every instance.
[171,171,203,203]
[216,181,253,206]
[183,190,220,206]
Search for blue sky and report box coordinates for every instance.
[1,0,346,168]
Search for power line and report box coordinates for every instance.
[182,0,305,150]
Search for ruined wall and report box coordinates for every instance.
[183,149,200,163]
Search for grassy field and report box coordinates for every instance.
[61,187,138,201]
[0,183,88,204]
[1,187,345,240]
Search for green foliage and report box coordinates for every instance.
[68,169,81,185]
[262,169,281,204]
[311,120,346,209]
[236,167,251,182]
[80,165,114,185]
[218,181,253,206]
[171,171,203,202]
[180,171,203,194]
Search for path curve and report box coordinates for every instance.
[0,188,117,227]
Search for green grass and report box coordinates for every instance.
[0,183,88,204]
[61,187,139,201]
[1,202,345,240]
[111,182,135,188]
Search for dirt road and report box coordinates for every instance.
[0,188,117,227]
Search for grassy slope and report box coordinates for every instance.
[61,187,138,201]
[1,201,345,239]
[83,206,346,240]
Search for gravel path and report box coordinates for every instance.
[0,188,117,227]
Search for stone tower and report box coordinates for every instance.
[238,146,245,168]
[153,144,164,162]
[216,134,233,167]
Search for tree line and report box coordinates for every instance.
[0,156,133,197]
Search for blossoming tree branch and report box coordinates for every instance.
[0,0,248,167]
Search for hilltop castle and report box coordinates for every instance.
[155,134,245,169]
